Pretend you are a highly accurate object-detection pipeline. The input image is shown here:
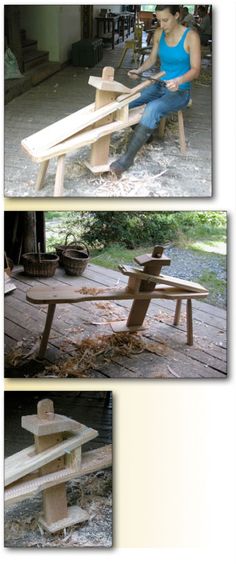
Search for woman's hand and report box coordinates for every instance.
[165,78,181,91]
[128,70,141,80]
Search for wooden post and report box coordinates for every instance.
[35,160,49,191]
[174,299,182,326]
[34,400,68,526]
[186,299,193,345]
[38,303,56,359]
[158,117,166,139]
[89,67,117,171]
[178,110,187,154]
[125,245,171,329]
[22,398,90,533]
[54,154,65,197]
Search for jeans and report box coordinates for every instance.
[129,82,190,130]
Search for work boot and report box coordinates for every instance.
[110,124,153,177]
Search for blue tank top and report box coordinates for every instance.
[158,28,191,90]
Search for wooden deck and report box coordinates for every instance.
[4,264,227,378]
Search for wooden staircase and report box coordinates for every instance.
[5,30,61,103]
[21,29,61,83]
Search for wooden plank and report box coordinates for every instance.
[89,75,131,93]
[119,266,207,293]
[26,285,208,306]
[5,426,98,486]
[21,413,81,436]
[39,505,88,533]
[156,273,208,293]
[5,445,112,506]
[27,100,142,163]
[22,90,141,159]
[21,103,95,154]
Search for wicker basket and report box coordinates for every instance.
[55,233,87,265]
[22,252,59,277]
[62,248,89,276]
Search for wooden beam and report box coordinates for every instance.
[26,285,208,306]
[89,75,131,93]
[5,445,112,506]
[119,266,208,293]
[90,67,117,169]
[22,413,81,436]
[5,426,98,486]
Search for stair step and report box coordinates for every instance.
[22,38,38,53]
[30,61,61,85]
[5,62,61,104]
[24,50,49,71]
[21,29,27,42]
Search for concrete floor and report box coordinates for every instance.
[5,41,212,198]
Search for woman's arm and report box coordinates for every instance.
[128,29,161,79]
[166,30,201,91]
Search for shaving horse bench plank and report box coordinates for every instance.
[25,246,208,358]
[21,67,165,195]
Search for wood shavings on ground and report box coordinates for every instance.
[167,365,181,378]
[5,338,40,367]
[46,333,145,377]
[4,470,112,548]
[93,168,168,197]
[41,333,170,378]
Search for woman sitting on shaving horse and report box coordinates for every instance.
[110,5,201,177]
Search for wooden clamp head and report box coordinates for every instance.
[21,399,81,437]
[134,244,171,269]
[89,66,131,94]
[37,398,55,421]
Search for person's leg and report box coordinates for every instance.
[129,81,165,109]
[140,89,190,129]
[110,89,190,177]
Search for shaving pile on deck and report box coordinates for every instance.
[47,333,145,377]
[5,469,112,548]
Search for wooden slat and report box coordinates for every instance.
[5,445,112,506]
[119,266,208,293]
[88,75,131,93]
[21,93,141,159]
[21,413,81,436]
[5,426,98,486]
[26,285,208,306]
[25,98,142,163]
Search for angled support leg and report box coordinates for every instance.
[35,160,49,191]
[174,299,182,326]
[186,299,193,346]
[38,304,56,359]
[178,110,187,155]
[54,154,65,197]
[158,117,166,139]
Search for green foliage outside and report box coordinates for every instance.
[45,211,226,253]
[45,212,226,308]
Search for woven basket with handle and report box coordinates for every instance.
[62,243,89,276]
[22,243,59,277]
[55,233,87,265]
